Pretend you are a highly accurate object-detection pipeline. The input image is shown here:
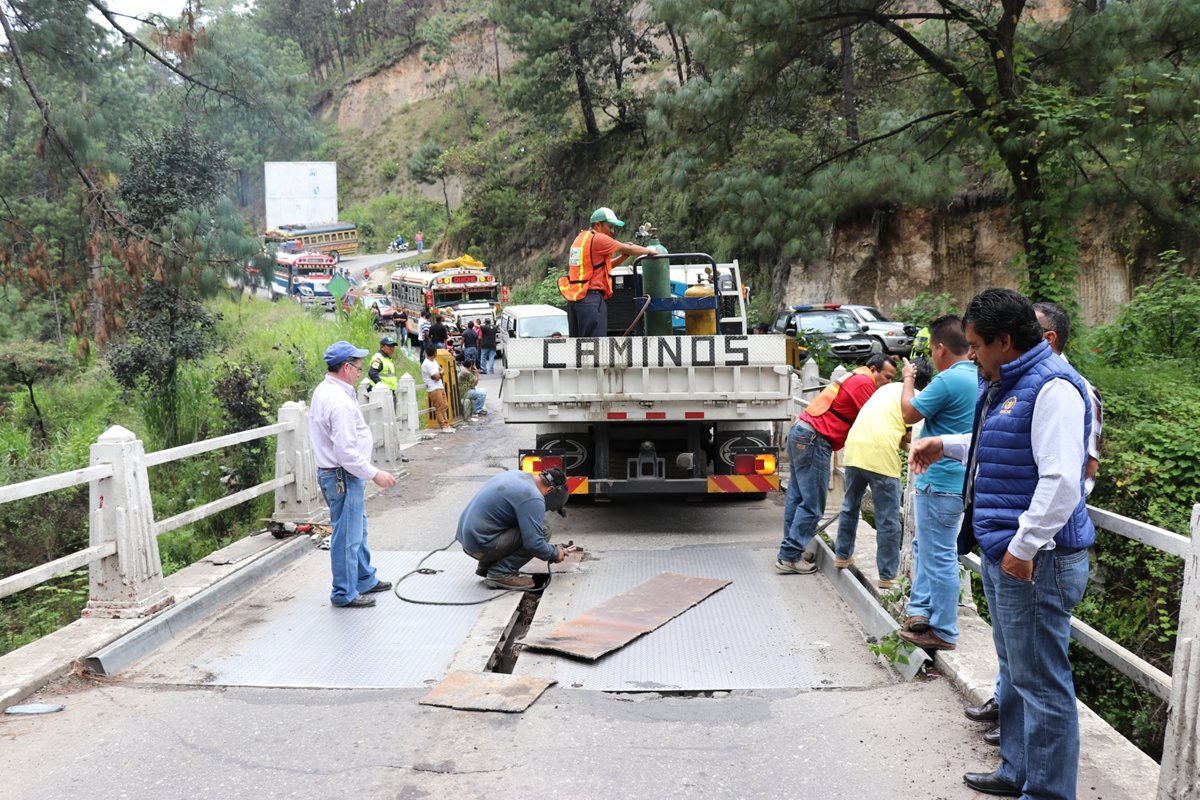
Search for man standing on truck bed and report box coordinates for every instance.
[776,353,896,574]
[558,206,659,338]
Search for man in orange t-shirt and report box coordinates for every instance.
[565,207,658,338]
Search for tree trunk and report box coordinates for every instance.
[666,23,686,84]
[569,40,600,140]
[840,27,860,142]
[440,176,452,223]
[494,24,502,87]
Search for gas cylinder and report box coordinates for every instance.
[642,233,671,336]
[685,282,716,335]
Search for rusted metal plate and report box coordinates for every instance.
[522,572,731,661]
[419,670,555,713]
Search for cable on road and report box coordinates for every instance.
[391,536,556,606]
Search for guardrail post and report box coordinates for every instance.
[1158,503,1200,800]
[397,374,419,435]
[273,401,324,524]
[84,425,174,618]
[370,386,401,466]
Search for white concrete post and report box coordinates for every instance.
[273,401,324,523]
[370,386,401,466]
[1157,503,1200,800]
[84,426,174,618]
[398,373,419,435]
[801,357,821,403]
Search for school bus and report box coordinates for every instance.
[264,222,359,263]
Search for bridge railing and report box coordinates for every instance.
[0,374,421,618]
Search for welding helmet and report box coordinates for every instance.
[541,466,569,515]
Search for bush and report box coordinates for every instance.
[889,292,960,328]
[379,158,399,181]
[1091,250,1200,366]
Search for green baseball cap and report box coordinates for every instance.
[589,207,625,227]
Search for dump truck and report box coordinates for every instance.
[502,252,804,499]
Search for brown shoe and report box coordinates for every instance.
[903,614,930,632]
[877,578,895,590]
[485,573,535,590]
[833,555,855,569]
[898,628,956,651]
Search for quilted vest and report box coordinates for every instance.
[971,340,1095,563]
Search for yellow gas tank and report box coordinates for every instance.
[685,283,716,335]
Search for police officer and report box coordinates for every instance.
[362,335,399,394]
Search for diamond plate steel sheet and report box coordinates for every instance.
[518,547,891,692]
[522,572,731,660]
[139,551,504,689]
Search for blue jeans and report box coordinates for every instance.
[481,347,496,373]
[908,486,964,642]
[779,420,833,562]
[472,527,538,579]
[983,547,1089,800]
[567,291,607,338]
[834,467,901,580]
[466,387,486,414]
[463,346,478,366]
[317,470,379,606]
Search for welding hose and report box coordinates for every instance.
[391,536,555,606]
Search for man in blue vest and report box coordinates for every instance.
[909,288,1093,800]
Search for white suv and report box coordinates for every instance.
[840,304,917,356]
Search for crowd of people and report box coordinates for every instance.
[314,201,1102,800]
[777,288,1102,800]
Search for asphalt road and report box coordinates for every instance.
[0,393,1053,800]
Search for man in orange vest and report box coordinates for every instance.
[776,353,897,574]
[558,206,659,337]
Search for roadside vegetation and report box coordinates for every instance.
[0,0,1196,762]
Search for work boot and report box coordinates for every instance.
[774,552,817,574]
[898,628,956,651]
[485,573,535,590]
[334,595,376,608]
[833,555,855,569]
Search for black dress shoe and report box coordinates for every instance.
[963,771,1021,797]
[965,696,1000,722]
[335,595,376,608]
[364,580,393,594]
[983,725,1000,746]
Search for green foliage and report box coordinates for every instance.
[119,123,232,231]
[0,342,74,443]
[1091,251,1200,366]
[342,193,446,253]
[867,630,915,667]
[379,158,400,182]
[889,293,961,328]
[507,259,567,307]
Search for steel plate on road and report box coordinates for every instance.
[522,572,730,661]
[419,670,555,713]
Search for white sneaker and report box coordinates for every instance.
[440,427,456,433]
[775,553,817,574]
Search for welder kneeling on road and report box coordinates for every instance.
[456,467,572,589]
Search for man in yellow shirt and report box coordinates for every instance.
[833,358,932,589]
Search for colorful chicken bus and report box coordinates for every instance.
[389,256,503,347]
[271,250,339,310]
[264,222,359,263]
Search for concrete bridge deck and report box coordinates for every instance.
[0,375,1161,799]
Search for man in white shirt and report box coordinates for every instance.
[909,289,1094,800]
[309,341,398,608]
[421,344,452,431]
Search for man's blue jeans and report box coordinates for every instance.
[471,527,537,579]
[463,345,478,366]
[466,387,486,415]
[779,420,832,562]
[567,290,607,338]
[908,486,964,642]
[982,547,1089,800]
[481,348,496,373]
[834,467,902,580]
[318,469,378,606]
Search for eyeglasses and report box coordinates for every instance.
[344,361,363,374]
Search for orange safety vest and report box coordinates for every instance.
[804,366,873,423]
[557,230,613,302]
